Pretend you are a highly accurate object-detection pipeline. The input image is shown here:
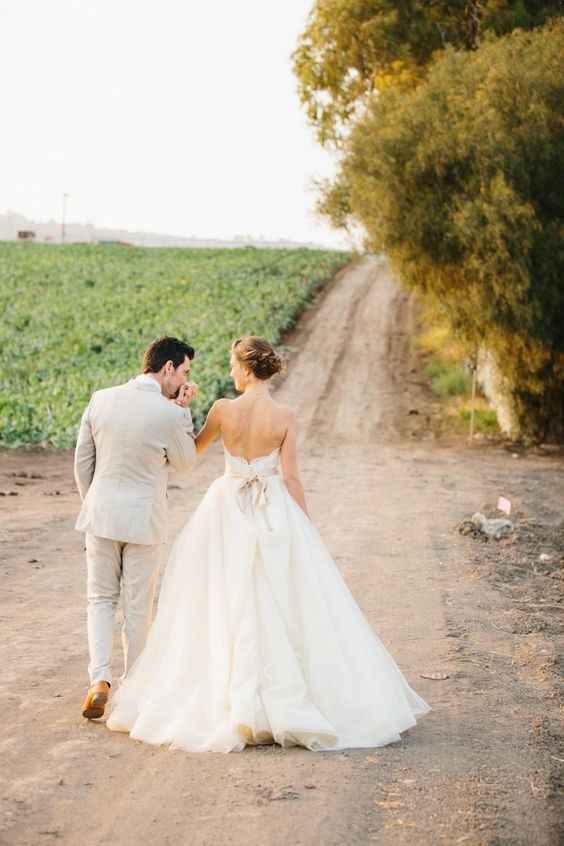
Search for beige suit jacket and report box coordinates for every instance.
[74,375,196,545]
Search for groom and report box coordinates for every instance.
[74,336,198,719]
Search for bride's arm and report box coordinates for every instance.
[280,409,309,518]
[194,399,225,454]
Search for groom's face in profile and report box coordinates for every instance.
[163,355,191,399]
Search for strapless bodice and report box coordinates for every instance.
[223,445,281,531]
[223,444,281,476]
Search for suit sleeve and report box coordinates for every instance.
[74,397,96,501]
[166,407,197,475]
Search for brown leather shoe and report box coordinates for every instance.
[81,681,110,719]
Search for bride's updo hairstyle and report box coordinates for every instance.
[231,335,283,381]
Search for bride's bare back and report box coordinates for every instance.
[195,390,307,515]
[193,336,308,515]
[219,391,292,460]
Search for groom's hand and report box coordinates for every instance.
[175,382,198,407]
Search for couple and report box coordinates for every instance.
[74,335,430,752]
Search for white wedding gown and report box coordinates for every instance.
[106,445,431,751]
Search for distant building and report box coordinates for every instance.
[0,211,337,250]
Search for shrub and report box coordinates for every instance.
[342,19,564,440]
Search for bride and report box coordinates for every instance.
[106,335,431,751]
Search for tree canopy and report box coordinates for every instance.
[341,19,564,438]
[293,1,564,145]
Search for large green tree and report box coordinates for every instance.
[341,20,564,439]
[293,1,564,146]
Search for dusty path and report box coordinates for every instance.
[1,256,563,845]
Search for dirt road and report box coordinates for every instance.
[1,256,563,845]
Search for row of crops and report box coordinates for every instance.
[0,243,349,448]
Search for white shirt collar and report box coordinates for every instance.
[133,373,162,392]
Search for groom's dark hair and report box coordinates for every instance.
[142,336,195,373]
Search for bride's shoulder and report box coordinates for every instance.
[206,397,230,419]
[274,401,297,423]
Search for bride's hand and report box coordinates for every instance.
[174,382,199,407]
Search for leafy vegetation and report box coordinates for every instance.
[345,20,564,439]
[293,0,563,146]
[295,10,564,440]
[458,406,499,435]
[423,358,472,398]
[415,298,499,437]
[0,243,349,448]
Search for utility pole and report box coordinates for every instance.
[463,350,479,443]
[61,193,70,244]
[467,350,478,444]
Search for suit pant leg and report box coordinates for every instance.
[119,542,163,682]
[85,533,123,686]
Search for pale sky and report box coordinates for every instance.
[0,1,348,247]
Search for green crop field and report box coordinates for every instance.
[0,243,349,448]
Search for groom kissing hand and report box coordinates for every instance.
[174,381,199,407]
[74,336,198,720]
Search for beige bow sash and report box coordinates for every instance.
[227,467,279,531]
